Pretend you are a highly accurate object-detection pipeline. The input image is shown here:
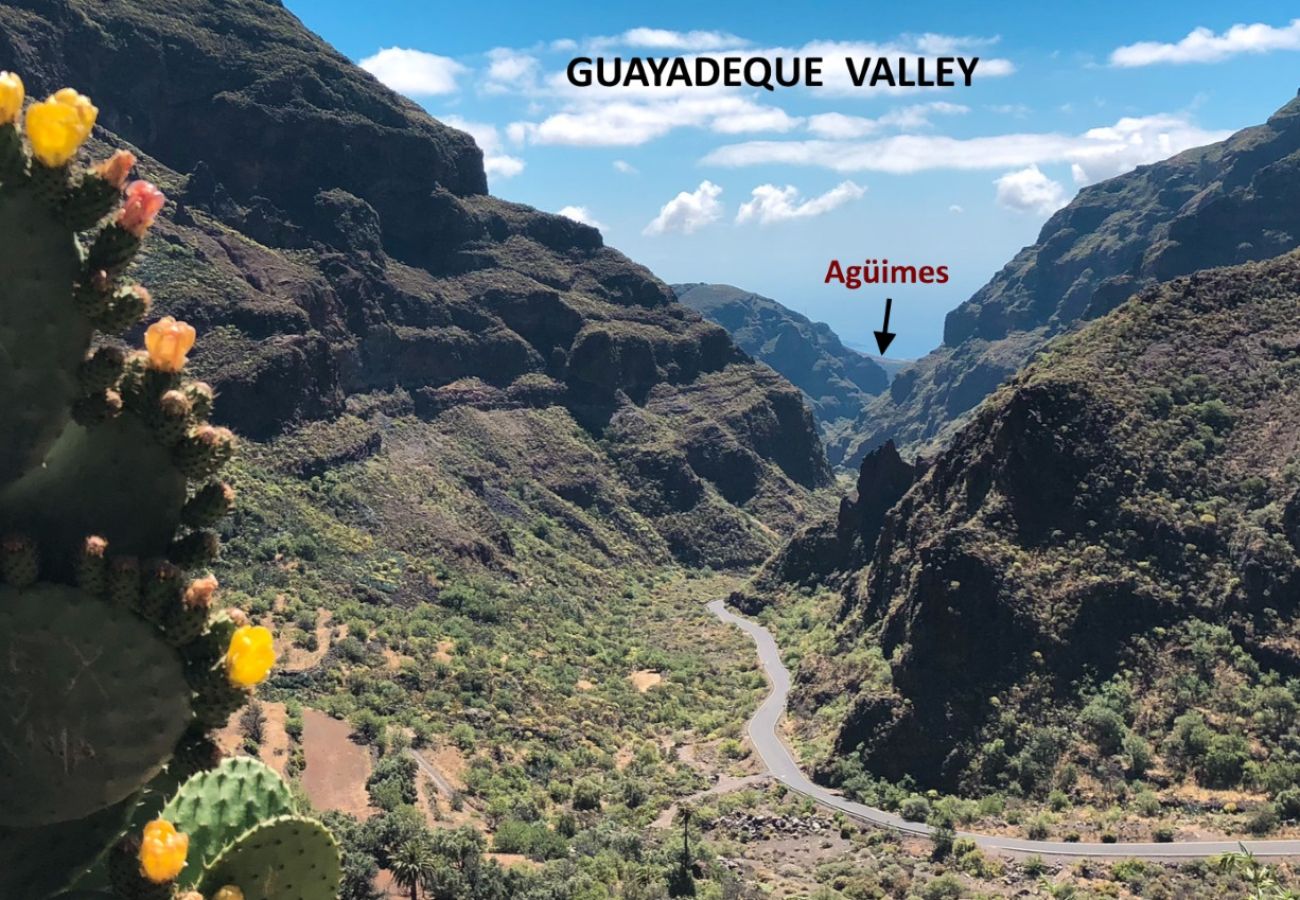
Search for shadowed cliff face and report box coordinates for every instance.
[822,252,1300,790]
[673,283,889,428]
[832,91,1300,467]
[0,0,833,568]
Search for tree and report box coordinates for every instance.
[390,835,436,900]
[239,698,267,746]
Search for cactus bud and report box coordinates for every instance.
[79,345,127,392]
[94,149,136,189]
[213,887,246,900]
[71,388,123,426]
[137,819,188,883]
[225,607,251,628]
[0,72,23,125]
[141,560,183,624]
[168,530,221,569]
[155,389,192,445]
[184,574,218,610]
[226,624,276,688]
[174,424,236,480]
[25,88,96,168]
[182,482,236,529]
[144,316,196,373]
[0,535,37,587]
[118,179,165,236]
[183,380,215,420]
[165,574,218,647]
[108,556,141,609]
[76,535,110,597]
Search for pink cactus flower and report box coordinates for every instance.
[118,180,166,236]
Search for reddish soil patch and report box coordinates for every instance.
[215,701,292,776]
[630,669,663,692]
[300,708,376,819]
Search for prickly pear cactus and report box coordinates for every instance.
[159,758,295,886]
[0,73,337,900]
[197,816,341,900]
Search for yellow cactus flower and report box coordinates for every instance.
[138,819,188,883]
[226,624,275,687]
[25,88,97,167]
[214,886,246,900]
[0,72,23,125]
[144,317,196,373]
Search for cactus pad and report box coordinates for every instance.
[0,185,89,488]
[198,815,341,900]
[0,583,190,825]
[0,416,187,562]
[0,791,135,899]
[161,757,295,886]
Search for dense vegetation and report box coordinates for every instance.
[774,251,1300,847]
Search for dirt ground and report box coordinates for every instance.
[300,707,376,819]
[630,669,663,692]
[214,700,292,776]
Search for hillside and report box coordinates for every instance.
[674,282,889,429]
[0,2,845,895]
[831,90,1300,467]
[797,251,1300,823]
[0,0,832,572]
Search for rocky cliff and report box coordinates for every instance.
[832,91,1300,467]
[818,251,1300,792]
[0,0,831,569]
[674,283,888,428]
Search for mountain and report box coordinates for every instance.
[674,282,889,428]
[800,250,1300,800]
[0,0,832,571]
[831,91,1300,467]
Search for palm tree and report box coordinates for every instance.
[389,836,436,900]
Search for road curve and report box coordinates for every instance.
[708,599,1300,860]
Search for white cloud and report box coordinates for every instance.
[511,95,802,147]
[594,28,749,51]
[1111,18,1300,66]
[736,181,865,225]
[440,115,525,180]
[644,181,723,235]
[557,205,605,229]
[704,113,1230,185]
[949,204,964,213]
[360,47,466,96]
[995,165,1069,215]
[613,160,638,174]
[807,102,969,139]
[914,32,1002,54]
[484,48,540,93]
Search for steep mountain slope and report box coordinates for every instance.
[674,283,889,428]
[832,91,1300,467]
[810,251,1300,799]
[0,0,831,570]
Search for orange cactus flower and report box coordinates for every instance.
[226,624,275,687]
[144,317,196,373]
[94,149,137,188]
[138,819,188,883]
[183,575,218,610]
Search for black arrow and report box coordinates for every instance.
[873,297,896,355]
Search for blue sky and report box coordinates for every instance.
[287,1,1300,357]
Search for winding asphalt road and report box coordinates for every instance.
[708,599,1300,860]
